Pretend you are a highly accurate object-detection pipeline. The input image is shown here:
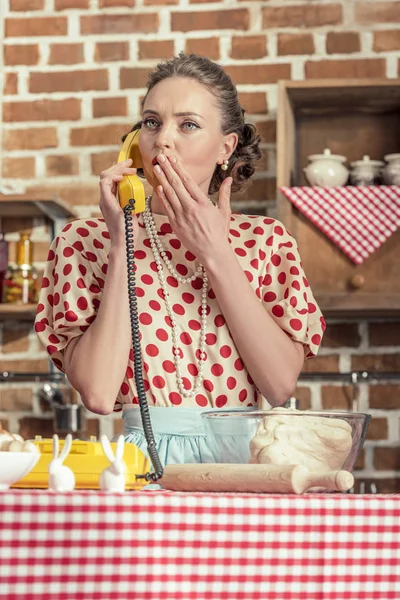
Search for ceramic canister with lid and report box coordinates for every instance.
[383,154,400,185]
[303,148,349,187]
[349,155,384,186]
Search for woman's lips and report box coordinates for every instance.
[152,156,159,166]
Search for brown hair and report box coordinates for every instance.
[122,52,262,195]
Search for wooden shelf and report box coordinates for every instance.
[0,304,38,320]
[277,79,400,317]
[0,194,76,221]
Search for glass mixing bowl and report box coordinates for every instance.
[201,409,371,472]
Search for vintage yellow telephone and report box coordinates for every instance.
[117,129,146,213]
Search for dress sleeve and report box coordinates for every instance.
[34,231,103,373]
[260,222,326,358]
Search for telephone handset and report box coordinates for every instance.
[118,129,163,483]
[117,129,146,213]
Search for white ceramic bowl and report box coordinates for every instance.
[201,410,370,473]
[0,451,40,491]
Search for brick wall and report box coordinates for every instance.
[1,0,399,491]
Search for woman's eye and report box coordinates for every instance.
[143,118,158,128]
[182,121,199,131]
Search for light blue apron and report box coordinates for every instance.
[123,405,254,467]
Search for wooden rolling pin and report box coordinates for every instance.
[159,464,354,494]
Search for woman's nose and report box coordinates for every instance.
[155,125,174,151]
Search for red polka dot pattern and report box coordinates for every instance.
[34,214,324,411]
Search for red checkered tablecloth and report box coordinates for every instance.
[280,186,400,264]
[1,490,399,600]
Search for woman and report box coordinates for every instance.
[35,53,325,465]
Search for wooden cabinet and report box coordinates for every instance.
[276,79,400,318]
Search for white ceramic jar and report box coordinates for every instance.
[303,148,349,187]
[349,155,384,186]
[383,154,400,185]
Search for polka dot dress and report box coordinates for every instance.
[35,212,325,412]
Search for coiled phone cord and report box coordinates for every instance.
[124,200,164,482]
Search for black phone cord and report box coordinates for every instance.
[124,199,164,482]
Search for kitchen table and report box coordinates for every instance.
[0,489,399,599]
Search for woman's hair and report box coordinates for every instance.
[122,52,262,195]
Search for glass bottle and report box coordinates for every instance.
[3,233,39,304]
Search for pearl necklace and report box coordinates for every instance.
[142,195,208,398]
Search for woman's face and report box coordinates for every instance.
[139,77,237,195]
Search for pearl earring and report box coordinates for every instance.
[220,159,229,171]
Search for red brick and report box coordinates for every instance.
[138,40,175,60]
[114,419,125,435]
[0,359,49,372]
[4,44,39,66]
[10,0,43,9]
[305,58,385,79]
[352,353,400,372]
[354,448,365,471]
[366,418,388,440]
[5,17,68,37]
[99,0,135,8]
[144,0,178,5]
[172,9,250,32]
[99,0,134,6]
[368,322,400,346]
[0,389,33,411]
[70,123,130,147]
[355,2,400,24]
[301,355,340,373]
[262,4,342,28]
[95,42,129,62]
[277,33,315,56]
[86,420,100,438]
[91,151,119,175]
[2,157,36,179]
[231,36,267,60]
[4,127,58,151]
[2,326,31,353]
[185,38,220,60]
[81,14,158,35]
[19,417,55,439]
[55,0,89,8]
[238,92,268,114]
[49,43,84,65]
[293,386,311,410]
[373,30,400,52]
[321,385,353,410]
[321,323,360,348]
[45,155,79,177]
[369,385,400,410]
[326,32,361,54]
[3,99,81,122]
[256,120,276,143]
[30,70,108,93]
[120,67,150,89]
[374,447,400,470]
[93,97,128,118]
[4,73,18,95]
[354,478,400,494]
[225,63,290,85]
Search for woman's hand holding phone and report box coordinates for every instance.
[152,155,233,265]
[99,159,139,248]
